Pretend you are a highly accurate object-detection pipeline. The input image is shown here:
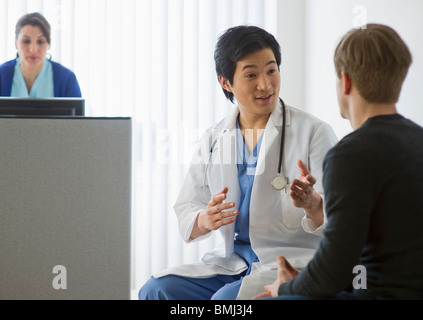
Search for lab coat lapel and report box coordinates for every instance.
[213,108,240,257]
[255,100,290,176]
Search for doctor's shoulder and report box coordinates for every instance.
[200,118,228,146]
[287,105,337,137]
[287,105,327,127]
[189,118,228,165]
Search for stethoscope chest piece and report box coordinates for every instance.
[271,98,288,191]
[271,175,286,191]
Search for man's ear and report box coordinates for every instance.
[219,76,233,93]
[341,72,352,95]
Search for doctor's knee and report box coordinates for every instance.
[138,275,181,300]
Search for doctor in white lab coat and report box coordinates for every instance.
[139,25,338,300]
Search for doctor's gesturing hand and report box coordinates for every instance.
[290,160,324,227]
[190,187,239,240]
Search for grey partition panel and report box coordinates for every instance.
[0,117,131,299]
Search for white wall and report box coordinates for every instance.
[279,0,423,140]
[277,0,306,110]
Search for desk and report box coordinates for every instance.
[0,117,132,299]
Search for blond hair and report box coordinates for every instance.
[334,24,412,103]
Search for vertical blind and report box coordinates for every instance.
[0,0,279,297]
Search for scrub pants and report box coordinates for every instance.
[139,274,244,300]
[140,122,260,301]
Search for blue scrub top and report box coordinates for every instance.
[11,57,54,97]
[233,119,262,274]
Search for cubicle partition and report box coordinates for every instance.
[0,117,132,299]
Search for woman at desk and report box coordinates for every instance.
[0,12,81,97]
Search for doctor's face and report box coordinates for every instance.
[221,48,281,121]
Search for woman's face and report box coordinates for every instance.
[220,48,281,121]
[15,25,50,68]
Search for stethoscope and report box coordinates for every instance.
[271,98,288,191]
[203,98,288,194]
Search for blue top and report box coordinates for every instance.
[233,119,262,274]
[11,57,54,97]
[0,58,81,97]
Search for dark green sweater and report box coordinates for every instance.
[279,114,423,299]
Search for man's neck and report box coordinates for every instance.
[350,98,398,130]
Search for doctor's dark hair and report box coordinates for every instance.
[214,25,281,103]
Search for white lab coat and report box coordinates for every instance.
[154,100,338,299]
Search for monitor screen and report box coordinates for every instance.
[0,97,85,116]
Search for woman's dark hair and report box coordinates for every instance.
[15,12,51,45]
[214,25,281,103]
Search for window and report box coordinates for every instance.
[1,0,279,297]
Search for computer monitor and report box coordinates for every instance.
[0,97,85,116]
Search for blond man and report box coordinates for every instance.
[257,24,423,300]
